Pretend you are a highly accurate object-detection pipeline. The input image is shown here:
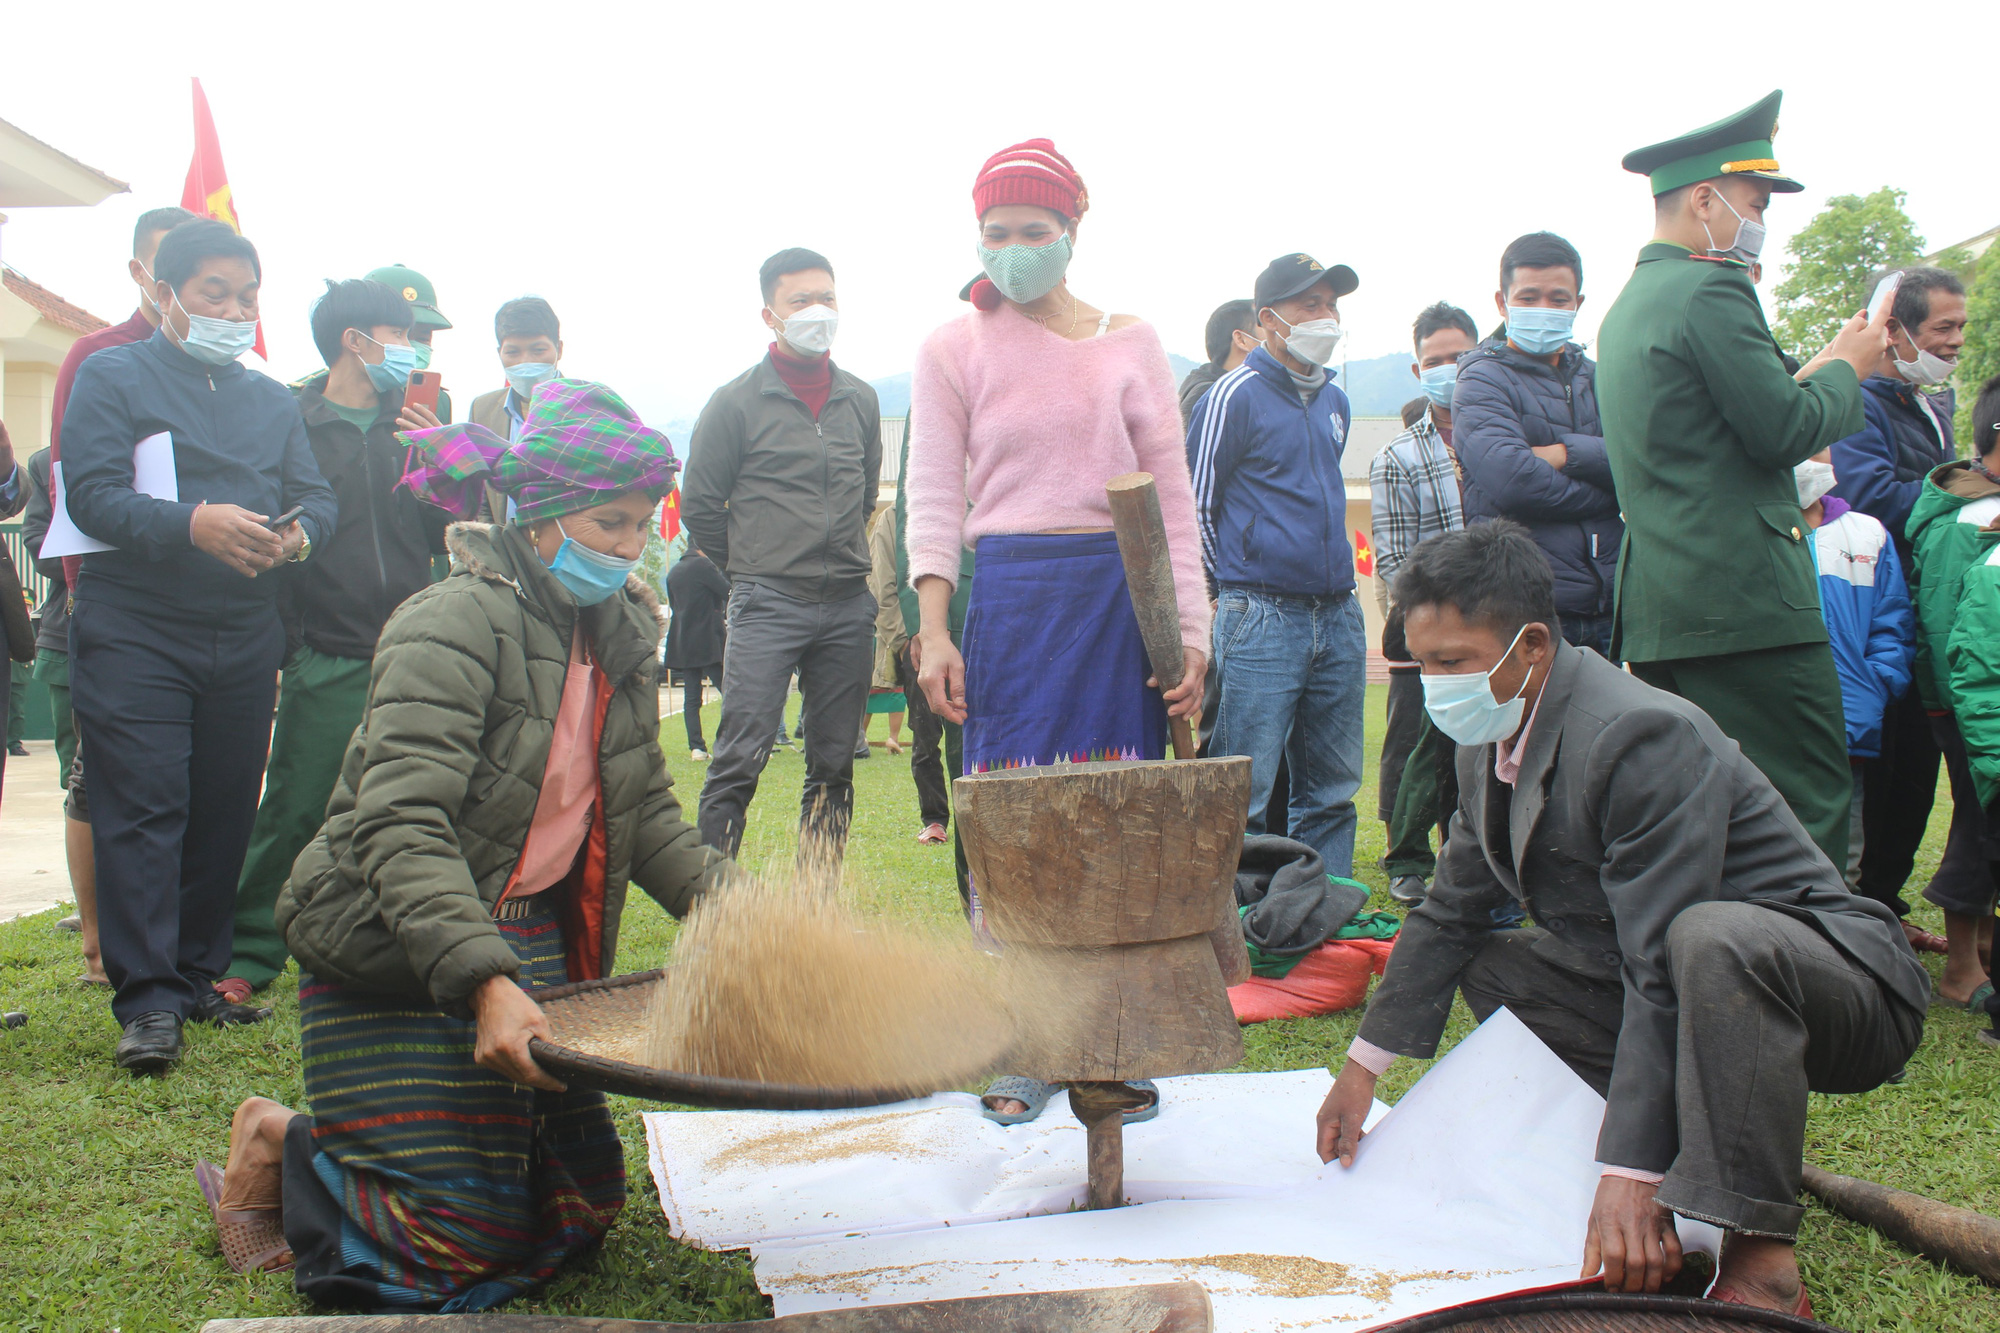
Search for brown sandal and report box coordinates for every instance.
[195,1160,293,1273]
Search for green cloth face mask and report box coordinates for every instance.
[976,234,1074,304]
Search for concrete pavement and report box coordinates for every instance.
[0,741,70,923]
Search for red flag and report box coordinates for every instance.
[1353,529,1375,578]
[181,78,266,359]
[660,489,682,543]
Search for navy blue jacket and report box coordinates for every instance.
[1829,375,1955,565]
[1451,337,1619,618]
[61,329,337,625]
[1186,345,1354,598]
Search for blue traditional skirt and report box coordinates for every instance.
[961,531,1166,772]
[282,896,625,1312]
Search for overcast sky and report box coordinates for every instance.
[4,0,1993,434]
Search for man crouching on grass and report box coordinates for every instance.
[1314,521,1927,1317]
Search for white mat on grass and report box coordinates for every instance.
[646,1011,1720,1332]
[644,1068,1388,1249]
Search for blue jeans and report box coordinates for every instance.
[1562,612,1616,662]
[1210,588,1367,877]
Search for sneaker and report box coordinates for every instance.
[1388,875,1428,906]
[55,915,82,933]
[916,823,949,845]
[690,748,710,761]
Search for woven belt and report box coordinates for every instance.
[494,894,545,920]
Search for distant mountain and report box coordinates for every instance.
[671,352,1414,445]
[1335,352,1420,418]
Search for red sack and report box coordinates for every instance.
[1227,935,1398,1024]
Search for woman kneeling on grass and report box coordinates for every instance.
[200,380,728,1309]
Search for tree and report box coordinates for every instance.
[1771,187,1926,359]
[1956,253,2000,447]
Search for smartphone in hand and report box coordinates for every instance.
[1865,271,1902,324]
[264,505,305,531]
[404,371,443,416]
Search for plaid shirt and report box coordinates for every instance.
[1368,406,1464,609]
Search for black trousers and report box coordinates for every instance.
[1460,905,1919,1238]
[1922,712,2000,917]
[899,643,971,906]
[1857,688,1940,918]
[69,599,284,1024]
[679,664,724,752]
[1379,667,1424,825]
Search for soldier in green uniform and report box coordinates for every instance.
[1597,90,1892,870]
[291,264,455,423]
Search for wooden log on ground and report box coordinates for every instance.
[1802,1162,2000,1285]
[197,1280,1214,1332]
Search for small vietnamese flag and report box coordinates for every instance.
[1353,529,1375,578]
[180,78,266,359]
[660,488,682,543]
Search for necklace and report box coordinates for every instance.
[1023,287,1081,338]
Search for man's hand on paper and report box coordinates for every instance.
[191,503,286,578]
[1582,1174,1683,1292]
[1315,1059,1377,1166]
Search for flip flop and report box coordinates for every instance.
[195,1160,293,1274]
[1711,1282,1813,1320]
[980,1076,1057,1125]
[1903,925,1950,955]
[1935,981,1996,1012]
[1121,1078,1161,1126]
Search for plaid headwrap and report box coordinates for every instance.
[398,378,679,522]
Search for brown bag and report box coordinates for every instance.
[0,543,34,664]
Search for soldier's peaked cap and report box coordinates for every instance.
[1621,90,1802,197]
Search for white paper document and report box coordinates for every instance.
[39,433,179,558]
[643,1011,1721,1332]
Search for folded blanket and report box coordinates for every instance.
[1234,835,1371,975]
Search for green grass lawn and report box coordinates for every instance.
[1,685,1996,1331]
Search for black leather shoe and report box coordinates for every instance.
[191,987,273,1027]
[116,1012,185,1074]
[6,741,27,757]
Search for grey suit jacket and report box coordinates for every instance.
[465,387,516,526]
[1358,642,1929,1173]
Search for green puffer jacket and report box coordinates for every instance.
[277,522,727,1015]
[1949,541,2000,807]
[1904,461,2000,712]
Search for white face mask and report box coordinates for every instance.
[1891,329,1955,387]
[774,303,839,356]
[1270,310,1344,368]
[1703,186,1766,266]
[1795,459,1837,508]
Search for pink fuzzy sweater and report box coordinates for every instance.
[905,306,1211,650]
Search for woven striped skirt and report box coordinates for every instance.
[281,897,624,1311]
[960,531,1166,772]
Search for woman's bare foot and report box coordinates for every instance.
[218,1097,300,1211]
[1939,911,1992,1006]
[1712,1234,1805,1313]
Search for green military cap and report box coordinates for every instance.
[1621,89,1802,196]
[364,263,453,330]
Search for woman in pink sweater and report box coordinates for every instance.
[907,139,1210,765]
[905,139,1212,1124]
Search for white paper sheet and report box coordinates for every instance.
[39,435,179,558]
[643,1070,1389,1251]
[734,1013,1719,1332]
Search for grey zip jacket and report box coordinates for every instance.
[681,353,882,603]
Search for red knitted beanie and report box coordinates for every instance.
[971,139,1088,224]
[969,139,1086,310]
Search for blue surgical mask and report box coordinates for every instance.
[546,518,639,605]
[359,333,421,393]
[506,361,557,400]
[1418,363,1458,409]
[1505,305,1576,356]
[1420,625,1532,747]
[170,290,258,366]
